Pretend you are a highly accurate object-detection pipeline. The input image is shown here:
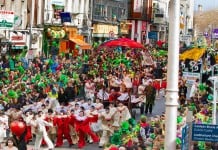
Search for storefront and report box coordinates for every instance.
[43,25,91,57]
[92,24,119,42]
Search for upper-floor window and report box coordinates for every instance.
[94,4,106,16]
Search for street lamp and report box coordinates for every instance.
[165,0,180,149]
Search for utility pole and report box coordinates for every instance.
[164,0,180,149]
[29,0,35,50]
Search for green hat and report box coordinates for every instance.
[4,80,10,85]
[7,90,18,99]
[16,66,25,75]
[22,76,28,81]
[35,74,41,81]
[26,89,32,93]
[176,137,181,145]
[207,94,213,101]
[177,116,183,124]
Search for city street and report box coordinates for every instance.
[27,94,166,150]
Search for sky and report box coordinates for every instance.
[194,0,218,11]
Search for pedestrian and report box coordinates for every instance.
[179,80,187,105]
[144,81,156,114]
[64,81,75,102]
[3,137,18,150]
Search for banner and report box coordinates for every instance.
[182,72,200,85]
[192,124,218,142]
[0,10,14,29]
[133,0,143,13]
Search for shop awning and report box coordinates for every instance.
[180,47,206,61]
[70,38,91,50]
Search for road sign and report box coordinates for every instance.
[192,124,218,142]
[181,124,189,150]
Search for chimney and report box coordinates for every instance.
[198,4,202,12]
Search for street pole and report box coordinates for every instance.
[164,0,180,149]
[29,0,35,50]
[209,76,218,124]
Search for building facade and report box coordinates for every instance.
[127,0,152,44]
[92,0,128,43]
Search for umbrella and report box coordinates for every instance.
[97,38,144,50]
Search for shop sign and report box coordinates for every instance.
[148,31,157,40]
[52,0,65,6]
[0,10,14,29]
[154,14,165,24]
[60,12,71,23]
[120,23,129,34]
[93,24,118,34]
[133,0,143,13]
[10,32,26,46]
[192,124,218,142]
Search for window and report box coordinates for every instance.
[94,4,105,16]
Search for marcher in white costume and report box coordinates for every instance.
[117,92,129,101]
[0,112,8,149]
[99,107,115,147]
[114,102,131,126]
[97,88,109,101]
[123,74,132,89]
[32,111,54,150]
[84,80,96,101]
[93,99,104,113]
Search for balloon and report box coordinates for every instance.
[109,146,119,150]
[10,121,26,136]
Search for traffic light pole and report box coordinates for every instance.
[165,0,180,149]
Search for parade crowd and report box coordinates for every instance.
[0,46,217,150]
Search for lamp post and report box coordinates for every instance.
[165,0,180,149]
[29,0,35,50]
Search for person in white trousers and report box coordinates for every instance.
[32,111,54,150]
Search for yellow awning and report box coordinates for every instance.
[180,48,206,61]
[70,38,91,50]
